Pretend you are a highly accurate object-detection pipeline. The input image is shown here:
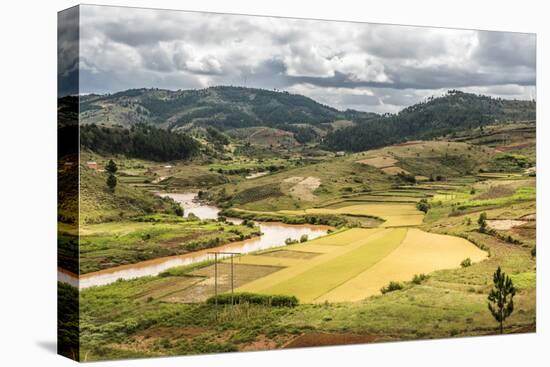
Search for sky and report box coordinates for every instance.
[59,5,536,113]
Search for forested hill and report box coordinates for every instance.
[80,124,200,161]
[80,86,378,130]
[323,90,536,152]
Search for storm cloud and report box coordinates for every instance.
[69,5,536,113]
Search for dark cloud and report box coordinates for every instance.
[58,6,79,96]
[361,25,449,59]
[475,31,536,68]
[73,4,536,112]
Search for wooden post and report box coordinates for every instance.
[214,252,218,308]
[231,254,234,305]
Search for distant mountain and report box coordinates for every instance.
[80,86,378,131]
[323,90,536,152]
[78,87,536,153]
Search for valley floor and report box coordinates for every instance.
[59,135,537,361]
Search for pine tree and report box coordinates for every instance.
[106,173,117,192]
[488,266,516,334]
[105,159,118,175]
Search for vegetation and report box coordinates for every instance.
[76,167,182,224]
[81,123,199,161]
[206,293,298,307]
[411,273,429,284]
[58,86,536,360]
[416,198,430,213]
[461,258,472,268]
[79,217,260,273]
[478,212,488,233]
[323,91,535,152]
[380,281,404,294]
[80,86,378,130]
[488,267,517,334]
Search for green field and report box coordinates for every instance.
[61,117,536,360]
[78,216,261,274]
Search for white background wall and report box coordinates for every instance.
[0,0,546,366]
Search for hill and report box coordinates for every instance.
[80,124,200,162]
[72,167,182,224]
[323,90,535,152]
[79,86,378,131]
[207,140,502,213]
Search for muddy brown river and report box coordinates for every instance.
[59,192,329,288]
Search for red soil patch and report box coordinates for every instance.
[283,332,378,349]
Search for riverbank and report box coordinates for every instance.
[59,192,330,288]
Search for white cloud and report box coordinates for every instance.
[72,4,536,112]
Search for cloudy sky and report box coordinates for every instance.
[61,5,536,113]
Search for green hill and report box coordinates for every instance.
[75,167,181,224]
[80,86,378,131]
[323,90,535,152]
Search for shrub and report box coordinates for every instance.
[380,281,403,294]
[412,273,429,284]
[478,212,488,233]
[397,172,416,184]
[285,238,299,245]
[461,258,472,268]
[531,245,536,257]
[206,292,298,307]
[300,234,308,243]
[416,199,430,213]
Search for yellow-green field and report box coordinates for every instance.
[240,202,426,227]
[234,227,486,303]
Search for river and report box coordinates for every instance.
[60,192,329,289]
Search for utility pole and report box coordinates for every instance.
[208,251,240,309]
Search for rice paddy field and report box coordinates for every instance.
[234,228,486,303]
[63,137,536,361]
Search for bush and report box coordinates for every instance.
[300,234,308,243]
[416,199,430,213]
[206,292,298,307]
[531,245,536,257]
[380,281,403,294]
[412,273,429,284]
[461,258,472,267]
[285,238,299,245]
[478,212,488,233]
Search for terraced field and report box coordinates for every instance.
[238,202,426,227]
[233,227,486,303]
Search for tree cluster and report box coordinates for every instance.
[80,124,199,161]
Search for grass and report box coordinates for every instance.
[79,218,260,273]
[317,228,487,302]
[72,213,535,360]
[65,139,535,360]
[278,203,425,227]
[77,167,181,224]
[239,229,407,303]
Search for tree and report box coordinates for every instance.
[105,159,118,175]
[488,266,516,334]
[416,199,430,213]
[478,212,488,233]
[106,173,117,192]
